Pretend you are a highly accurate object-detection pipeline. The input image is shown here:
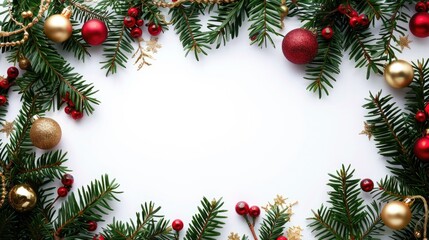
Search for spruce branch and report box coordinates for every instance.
[17,150,68,183]
[62,21,91,62]
[258,205,290,240]
[247,0,282,48]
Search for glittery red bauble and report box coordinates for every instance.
[235,201,249,215]
[172,219,184,231]
[409,12,429,38]
[82,19,108,46]
[416,110,427,123]
[414,135,429,161]
[249,205,261,217]
[360,178,374,192]
[282,28,318,64]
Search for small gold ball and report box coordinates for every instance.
[21,12,29,18]
[44,14,73,43]
[18,57,31,70]
[26,11,33,18]
[384,59,414,89]
[30,117,62,149]
[381,201,412,230]
[415,230,422,238]
[8,184,37,212]
[280,5,289,16]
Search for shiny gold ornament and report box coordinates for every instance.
[44,8,73,43]
[384,59,414,89]
[381,200,412,230]
[415,230,422,238]
[280,5,289,17]
[30,117,62,149]
[18,57,31,70]
[8,184,37,212]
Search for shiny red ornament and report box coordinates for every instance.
[123,16,136,28]
[57,186,69,197]
[136,19,144,27]
[360,178,374,192]
[82,19,108,46]
[61,173,74,187]
[127,7,139,18]
[416,1,427,12]
[414,135,429,161]
[416,110,427,123]
[0,95,7,105]
[172,219,184,231]
[0,78,9,89]
[282,28,318,64]
[349,16,360,28]
[71,110,83,120]
[321,26,334,40]
[276,237,288,240]
[88,221,97,231]
[93,235,105,240]
[249,205,261,217]
[7,66,19,79]
[131,27,143,38]
[148,23,162,36]
[235,201,250,215]
[409,12,429,38]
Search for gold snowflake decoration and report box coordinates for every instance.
[228,232,240,240]
[0,121,14,137]
[286,226,303,240]
[274,194,287,207]
[360,121,373,140]
[146,37,162,53]
[396,35,412,51]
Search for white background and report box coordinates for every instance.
[2,13,428,239]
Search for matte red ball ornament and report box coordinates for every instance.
[148,23,162,36]
[7,66,19,79]
[82,19,108,46]
[235,201,250,215]
[88,221,97,231]
[0,96,7,106]
[131,27,143,38]
[276,237,288,240]
[321,26,334,40]
[123,16,136,28]
[172,219,184,231]
[249,205,261,217]
[409,12,429,38]
[127,7,139,18]
[360,178,374,192]
[61,174,74,187]
[416,110,427,123]
[282,28,318,64]
[416,1,427,12]
[57,186,68,197]
[414,135,429,161]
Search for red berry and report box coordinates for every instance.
[172,0,177,2]
[426,1,429,10]
[349,16,360,28]
[93,235,105,240]
[249,205,261,217]
[148,23,162,36]
[358,14,370,28]
[61,174,74,187]
[64,106,73,115]
[360,178,374,192]
[136,19,144,27]
[123,16,136,28]
[130,27,143,38]
[57,186,69,197]
[250,34,257,41]
[321,26,334,40]
[172,219,184,231]
[88,221,97,231]
[338,4,348,14]
[0,95,7,105]
[416,110,427,123]
[127,7,139,18]
[0,78,9,89]
[71,110,84,120]
[416,1,427,12]
[235,201,249,215]
[277,237,288,240]
[349,10,359,17]
[7,66,19,79]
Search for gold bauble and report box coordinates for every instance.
[30,117,62,149]
[415,230,422,238]
[8,184,37,212]
[18,57,31,70]
[384,59,414,89]
[44,9,73,43]
[381,201,412,230]
[280,5,289,16]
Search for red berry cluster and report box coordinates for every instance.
[123,7,162,38]
[337,4,370,29]
[235,201,261,218]
[57,173,74,198]
[415,1,429,12]
[62,93,83,120]
[0,66,19,106]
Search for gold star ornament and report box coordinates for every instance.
[0,121,15,137]
[287,226,303,240]
[397,35,412,51]
[360,122,373,140]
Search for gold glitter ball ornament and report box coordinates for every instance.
[381,200,412,230]
[8,184,37,212]
[30,117,62,149]
[44,8,73,43]
[384,59,414,89]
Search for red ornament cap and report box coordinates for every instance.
[235,201,250,215]
[360,178,374,192]
[172,219,184,231]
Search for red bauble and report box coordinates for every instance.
[0,95,7,105]
[321,26,334,40]
[61,173,74,187]
[276,237,288,240]
[127,7,139,18]
[172,219,184,231]
[148,23,162,36]
[360,178,374,192]
[131,27,143,38]
[7,66,19,79]
[235,201,249,215]
[414,135,429,161]
[0,78,9,89]
[416,110,427,123]
[123,16,136,28]
[416,1,427,12]
[82,19,108,46]
[136,19,144,27]
[93,235,105,240]
[71,110,83,120]
[88,221,98,231]
[249,205,261,217]
[282,28,318,64]
[57,186,69,197]
[409,12,429,38]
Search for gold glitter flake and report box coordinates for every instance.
[146,37,162,53]
[360,122,373,140]
[274,194,287,207]
[287,226,303,240]
[0,121,14,137]
[397,35,412,51]
[228,232,240,240]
